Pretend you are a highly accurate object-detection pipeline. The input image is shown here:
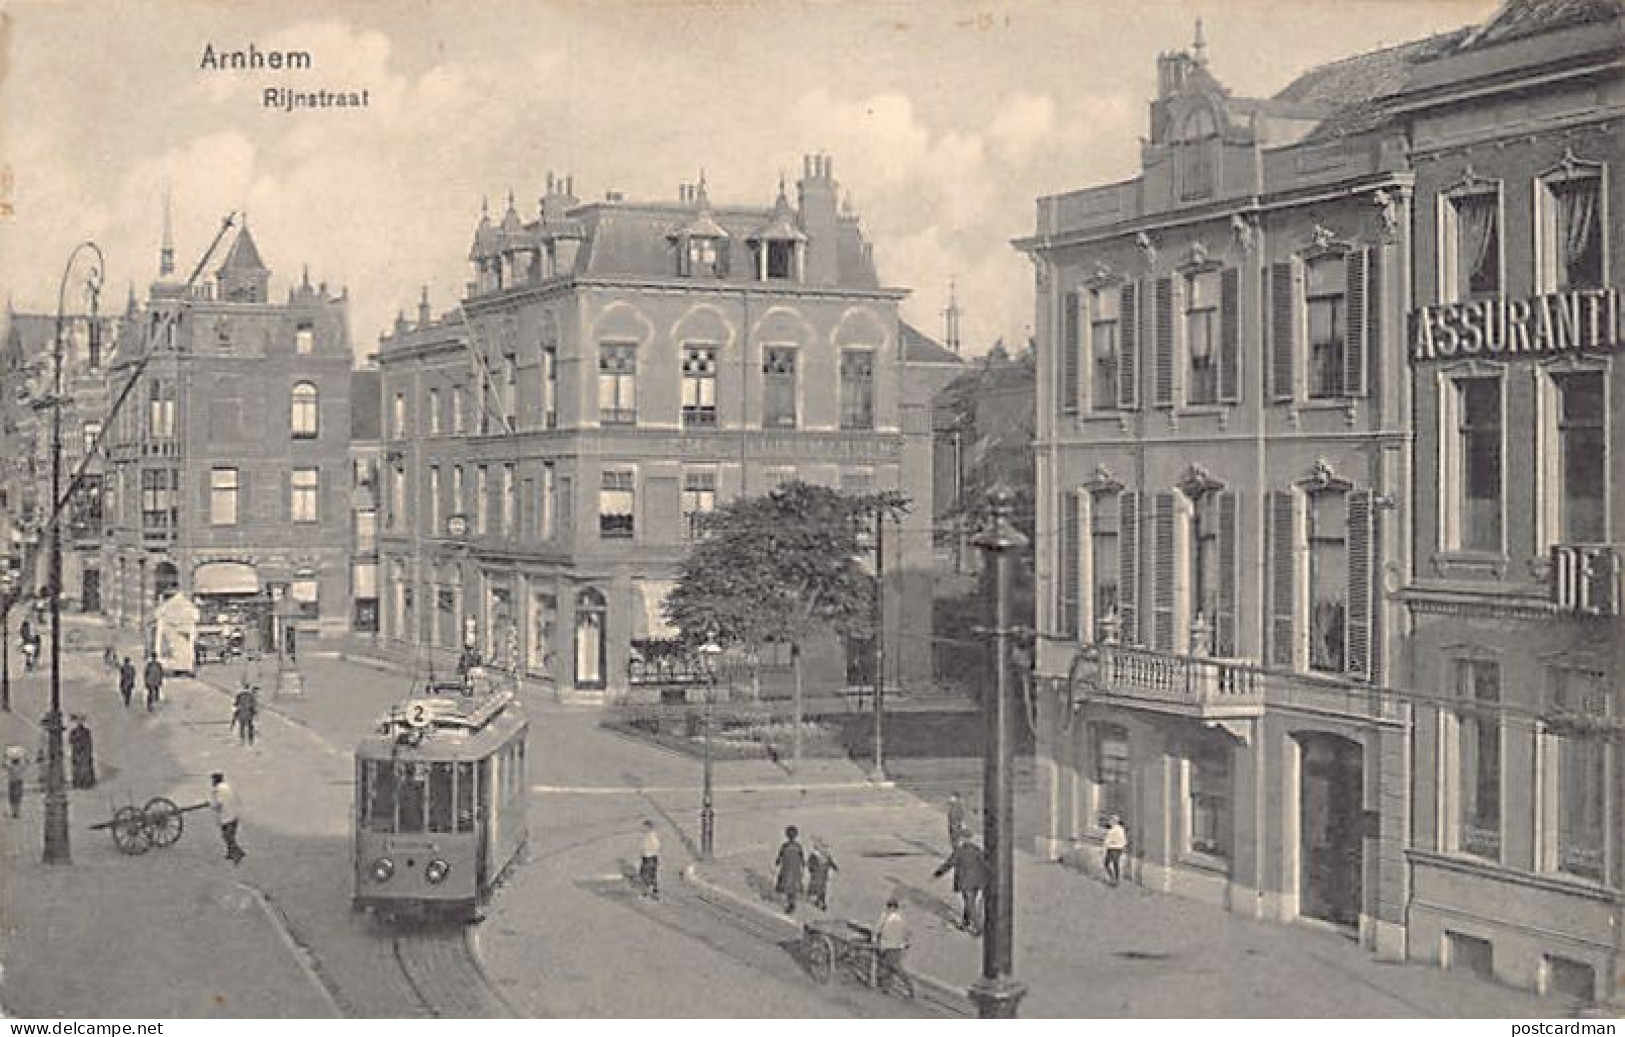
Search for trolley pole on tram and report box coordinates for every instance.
[968,488,1027,1018]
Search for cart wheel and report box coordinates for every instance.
[111,806,153,855]
[143,797,184,848]
[804,933,835,984]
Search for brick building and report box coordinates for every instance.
[376,157,951,699]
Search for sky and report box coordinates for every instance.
[0,0,1500,360]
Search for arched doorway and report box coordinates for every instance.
[154,560,179,601]
[575,588,606,689]
[1297,732,1364,927]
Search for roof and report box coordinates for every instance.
[1463,0,1622,48]
[1271,30,1469,139]
[216,225,268,276]
[900,321,960,365]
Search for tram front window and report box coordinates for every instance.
[428,763,455,833]
[367,761,397,833]
[457,762,477,832]
[398,764,428,833]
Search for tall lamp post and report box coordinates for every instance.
[44,240,106,866]
[697,640,722,860]
[968,487,1028,1017]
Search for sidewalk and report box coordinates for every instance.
[686,796,1562,1018]
[0,638,337,1018]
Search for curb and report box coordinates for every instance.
[680,861,971,1016]
[236,881,348,1019]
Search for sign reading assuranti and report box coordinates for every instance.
[1410,287,1622,362]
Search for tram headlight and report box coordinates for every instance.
[371,857,395,882]
[425,859,450,885]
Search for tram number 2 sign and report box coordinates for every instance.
[405,700,435,729]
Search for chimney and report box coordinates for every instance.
[418,286,432,327]
[797,152,840,287]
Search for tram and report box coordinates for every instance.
[353,674,528,920]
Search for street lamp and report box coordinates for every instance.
[697,639,722,860]
[44,240,106,866]
[968,487,1028,1017]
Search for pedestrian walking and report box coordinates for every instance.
[932,834,989,934]
[638,819,660,899]
[872,897,912,990]
[946,791,969,846]
[143,654,164,711]
[806,839,839,911]
[5,746,27,818]
[102,646,118,672]
[774,824,805,914]
[232,685,259,746]
[68,716,96,789]
[1102,815,1129,887]
[208,772,246,865]
[21,633,38,673]
[117,656,136,708]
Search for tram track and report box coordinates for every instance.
[388,925,519,1018]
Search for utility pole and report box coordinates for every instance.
[871,509,885,781]
[968,487,1027,1017]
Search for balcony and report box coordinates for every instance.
[1091,643,1264,719]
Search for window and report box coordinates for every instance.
[1192,492,1221,652]
[1185,270,1220,405]
[452,465,465,518]
[428,388,441,435]
[142,470,177,530]
[764,466,796,491]
[209,468,238,526]
[1455,659,1502,861]
[1176,108,1217,201]
[763,347,797,428]
[428,466,441,536]
[840,349,875,430]
[541,347,557,428]
[389,463,405,530]
[295,324,314,355]
[1443,191,1500,301]
[683,467,716,539]
[475,466,489,535]
[528,592,557,677]
[356,509,376,553]
[452,384,466,434]
[1187,738,1231,860]
[1307,487,1347,674]
[540,462,556,540]
[1546,668,1608,881]
[685,236,727,277]
[600,468,635,539]
[291,467,319,523]
[1306,256,1346,399]
[392,392,406,439]
[766,240,795,280]
[575,588,607,688]
[291,569,319,620]
[1540,173,1603,292]
[291,382,319,439]
[1090,491,1121,642]
[501,463,516,535]
[147,380,175,439]
[598,343,637,424]
[502,355,517,429]
[1449,377,1503,552]
[81,421,101,456]
[682,345,718,428]
[1090,288,1120,410]
[1556,372,1605,543]
[1092,723,1131,828]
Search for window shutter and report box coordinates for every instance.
[1060,491,1081,638]
[1345,489,1375,680]
[1060,291,1080,416]
[1218,267,1240,403]
[1267,489,1297,667]
[1151,491,1176,650]
[1118,490,1140,645]
[1345,250,1369,397]
[1215,489,1238,657]
[1117,282,1139,410]
[1153,277,1174,407]
[1270,261,1295,402]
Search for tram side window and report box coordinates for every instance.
[398,764,428,833]
[368,761,398,833]
[457,762,476,832]
[428,763,455,834]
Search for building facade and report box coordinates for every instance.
[1020,33,1419,958]
[1393,0,1623,1003]
[376,158,946,699]
[103,219,356,644]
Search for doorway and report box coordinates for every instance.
[1298,732,1363,927]
[81,568,101,614]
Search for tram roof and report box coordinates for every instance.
[355,684,528,760]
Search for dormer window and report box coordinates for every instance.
[766,241,794,280]
[1176,108,1218,201]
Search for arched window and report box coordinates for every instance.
[291,382,319,439]
[575,588,607,688]
[1176,108,1218,201]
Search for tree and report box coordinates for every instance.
[665,481,908,772]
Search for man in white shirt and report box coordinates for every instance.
[639,819,660,899]
[209,772,246,865]
[1102,815,1128,886]
[873,897,911,988]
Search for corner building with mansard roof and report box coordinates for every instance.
[375,159,954,700]
[1018,28,1423,960]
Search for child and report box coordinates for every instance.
[806,839,839,911]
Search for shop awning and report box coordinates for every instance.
[633,580,679,642]
[193,561,259,596]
